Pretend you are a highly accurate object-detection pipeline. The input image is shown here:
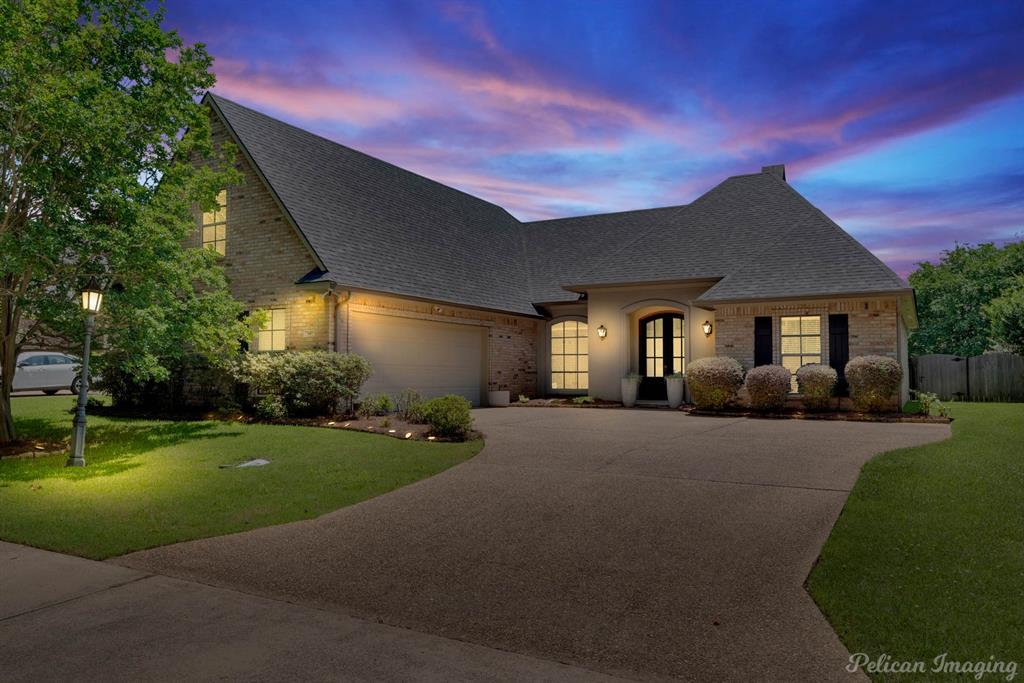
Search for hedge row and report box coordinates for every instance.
[685,355,901,413]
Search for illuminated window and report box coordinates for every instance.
[780,315,821,392]
[201,190,227,256]
[551,320,588,390]
[257,308,287,351]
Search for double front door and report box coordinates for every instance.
[638,314,685,400]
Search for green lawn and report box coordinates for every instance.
[808,403,1024,680]
[0,396,481,559]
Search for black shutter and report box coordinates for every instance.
[754,316,772,367]
[828,314,849,396]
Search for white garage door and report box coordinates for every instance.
[350,311,485,405]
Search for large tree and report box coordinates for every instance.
[909,241,1024,356]
[985,275,1024,355]
[1,0,248,443]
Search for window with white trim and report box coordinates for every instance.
[551,320,588,390]
[202,189,227,256]
[257,308,287,351]
[780,315,821,392]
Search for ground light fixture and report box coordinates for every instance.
[702,320,713,336]
[597,324,608,340]
[68,278,103,467]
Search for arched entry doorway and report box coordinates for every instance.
[638,313,685,400]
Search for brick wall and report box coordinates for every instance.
[190,112,327,351]
[195,111,540,395]
[338,292,539,398]
[714,296,900,369]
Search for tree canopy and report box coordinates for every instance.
[0,0,248,442]
[909,241,1024,356]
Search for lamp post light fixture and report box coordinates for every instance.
[597,324,608,340]
[701,320,713,337]
[68,279,103,467]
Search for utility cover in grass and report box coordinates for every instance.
[220,458,270,469]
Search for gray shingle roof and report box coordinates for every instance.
[207,94,909,315]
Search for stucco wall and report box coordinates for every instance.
[584,283,719,400]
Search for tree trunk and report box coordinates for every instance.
[1,289,20,443]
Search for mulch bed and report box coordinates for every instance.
[0,438,67,460]
[89,405,472,441]
[511,397,623,408]
[683,406,951,424]
[506,398,948,423]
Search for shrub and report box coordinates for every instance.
[517,394,530,404]
[796,364,837,411]
[687,357,744,410]
[845,355,903,412]
[571,395,595,405]
[910,390,948,418]
[255,394,286,420]
[357,393,393,418]
[421,395,473,439]
[235,351,372,417]
[744,365,791,412]
[394,388,425,421]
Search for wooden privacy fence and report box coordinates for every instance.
[911,352,1024,402]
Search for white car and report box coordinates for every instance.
[12,352,83,395]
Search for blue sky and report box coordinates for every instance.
[165,0,1024,276]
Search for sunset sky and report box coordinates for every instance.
[166,0,1024,277]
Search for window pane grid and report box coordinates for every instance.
[258,307,287,351]
[780,315,821,392]
[551,321,588,390]
[201,190,227,256]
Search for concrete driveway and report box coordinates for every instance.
[118,408,949,681]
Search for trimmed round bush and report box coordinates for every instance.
[687,357,744,410]
[421,394,474,439]
[744,364,791,412]
[845,355,902,413]
[796,364,837,411]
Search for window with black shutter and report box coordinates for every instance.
[754,316,772,367]
[828,314,850,396]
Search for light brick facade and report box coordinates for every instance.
[192,112,539,399]
[714,296,900,370]
[190,113,327,352]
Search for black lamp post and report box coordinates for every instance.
[68,279,103,467]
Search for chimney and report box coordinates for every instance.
[761,164,786,181]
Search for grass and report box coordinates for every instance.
[0,396,481,559]
[808,403,1024,680]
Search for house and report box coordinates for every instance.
[194,93,916,406]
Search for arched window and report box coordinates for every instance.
[551,320,588,390]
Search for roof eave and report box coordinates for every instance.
[561,276,723,293]
[696,287,916,306]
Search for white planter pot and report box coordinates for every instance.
[621,378,639,408]
[487,390,510,407]
[666,377,685,409]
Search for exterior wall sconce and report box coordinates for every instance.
[702,320,713,337]
[597,324,608,340]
